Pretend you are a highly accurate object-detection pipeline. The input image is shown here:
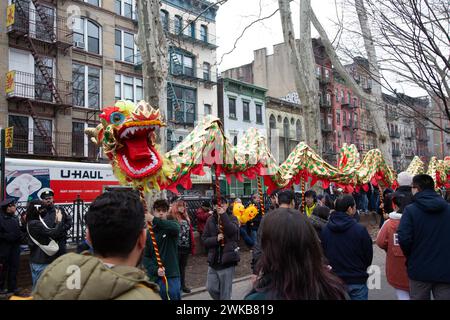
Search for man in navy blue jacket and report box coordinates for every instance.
[321,195,373,300]
[397,174,450,300]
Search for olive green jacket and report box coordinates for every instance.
[33,252,161,300]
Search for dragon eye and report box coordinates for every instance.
[110,112,125,125]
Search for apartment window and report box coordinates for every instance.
[347,92,351,104]
[115,0,135,19]
[343,111,347,125]
[34,5,54,42]
[8,115,29,154]
[174,15,182,34]
[228,98,236,119]
[33,119,52,155]
[35,57,53,102]
[115,74,143,103]
[324,69,330,80]
[233,135,238,146]
[336,111,341,125]
[204,104,212,115]
[341,89,345,102]
[72,122,85,157]
[326,93,331,105]
[167,84,196,124]
[124,32,135,63]
[115,29,138,63]
[160,10,169,31]
[115,30,122,61]
[200,25,208,42]
[170,50,194,77]
[335,89,339,102]
[86,0,100,6]
[243,101,250,121]
[189,21,195,38]
[115,0,121,15]
[203,62,210,81]
[296,120,302,140]
[72,63,101,109]
[256,104,263,124]
[73,18,101,54]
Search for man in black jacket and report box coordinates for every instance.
[0,199,23,295]
[321,195,373,300]
[40,190,72,256]
[397,174,450,300]
[202,197,239,300]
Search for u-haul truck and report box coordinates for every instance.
[5,158,120,203]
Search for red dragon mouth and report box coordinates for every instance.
[116,124,162,179]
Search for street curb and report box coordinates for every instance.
[182,275,253,298]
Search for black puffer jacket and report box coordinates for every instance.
[202,210,240,270]
[27,218,66,264]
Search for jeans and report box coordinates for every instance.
[240,226,254,248]
[30,263,48,290]
[346,283,369,300]
[395,289,410,300]
[361,194,368,212]
[250,230,257,246]
[156,277,181,300]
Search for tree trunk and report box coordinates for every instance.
[278,0,322,153]
[136,0,168,199]
[136,0,169,151]
[310,7,393,166]
[354,0,392,166]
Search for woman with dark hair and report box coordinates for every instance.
[26,199,65,288]
[170,199,195,293]
[245,209,347,300]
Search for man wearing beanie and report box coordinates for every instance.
[396,172,413,211]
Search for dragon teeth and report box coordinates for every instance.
[122,151,158,175]
[120,125,152,139]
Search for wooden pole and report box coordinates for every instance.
[214,168,224,247]
[257,176,265,216]
[138,188,169,298]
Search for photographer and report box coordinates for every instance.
[26,200,66,288]
[40,190,72,256]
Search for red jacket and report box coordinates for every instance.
[376,212,409,291]
[196,207,211,234]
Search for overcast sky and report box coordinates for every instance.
[215,0,342,72]
[214,0,427,97]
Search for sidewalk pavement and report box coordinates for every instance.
[183,245,397,300]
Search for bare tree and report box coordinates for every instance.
[364,0,449,121]
[335,0,449,132]
[278,0,393,164]
[278,0,322,152]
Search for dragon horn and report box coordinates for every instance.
[85,127,99,145]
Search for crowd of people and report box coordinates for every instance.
[1,171,450,300]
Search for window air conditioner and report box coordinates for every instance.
[74,41,85,49]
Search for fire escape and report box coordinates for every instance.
[6,0,73,157]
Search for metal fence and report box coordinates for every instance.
[15,193,296,244]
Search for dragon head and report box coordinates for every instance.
[86,100,166,181]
